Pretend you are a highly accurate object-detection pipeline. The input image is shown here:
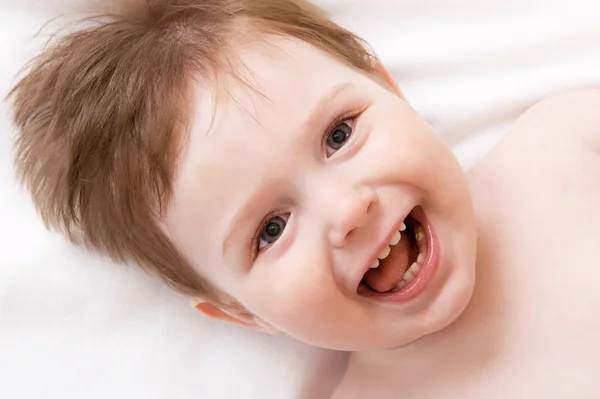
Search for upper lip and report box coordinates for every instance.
[354,207,415,291]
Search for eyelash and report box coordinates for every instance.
[251,108,365,258]
[323,108,364,155]
[251,211,285,259]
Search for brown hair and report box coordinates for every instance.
[8,0,376,302]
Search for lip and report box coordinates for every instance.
[359,207,440,303]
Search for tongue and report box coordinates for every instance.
[363,233,412,293]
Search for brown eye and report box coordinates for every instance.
[326,119,353,157]
[258,216,287,250]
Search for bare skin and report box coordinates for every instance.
[166,34,599,397]
[334,89,600,398]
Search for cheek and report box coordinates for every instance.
[366,104,455,186]
[380,103,466,198]
[247,256,328,309]
[242,251,346,332]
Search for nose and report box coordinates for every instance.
[323,183,377,248]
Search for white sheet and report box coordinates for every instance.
[2,1,600,398]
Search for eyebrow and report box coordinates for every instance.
[221,82,356,258]
[304,82,355,133]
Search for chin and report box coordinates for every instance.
[419,261,477,341]
[389,260,477,350]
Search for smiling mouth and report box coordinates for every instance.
[359,207,430,296]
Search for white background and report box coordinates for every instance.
[2,1,600,398]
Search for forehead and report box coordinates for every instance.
[175,36,364,198]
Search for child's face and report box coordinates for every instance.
[166,37,477,350]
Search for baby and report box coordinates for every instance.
[8,0,600,397]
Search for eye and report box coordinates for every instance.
[326,119,353,157]
[257,215,287,251]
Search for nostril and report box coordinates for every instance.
[330,228,354,248]
[366,200,374,214]
[328,187,376,247]
[362,187,377,214]
[344,228,356,242]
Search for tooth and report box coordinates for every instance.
[399,223,407,232]
[377,245,391,259]
[408,262,421,274]
[389,231,401,246]
[370,259,380,268]
[415,231,425,242]
[417,253,425,264]
[395,280,407,290]
[403,270,415,282]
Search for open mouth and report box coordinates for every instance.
[357,206,436,301]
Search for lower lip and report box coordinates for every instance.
[365,207,439,303]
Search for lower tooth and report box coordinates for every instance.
[395,280,407,290]
[403,270,415,282]
[417,253,425,264]
[408,262,421,274]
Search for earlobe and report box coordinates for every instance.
[190,297,256,328]
[189,297,282,335]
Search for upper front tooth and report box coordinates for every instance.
[377,245,391,259]
[399,223,407,232]
[370,259,380,268]
[389,231,401,246]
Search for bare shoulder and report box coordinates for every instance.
[468,88,600,205]
[508,87,600,153]
[471,88,600,177]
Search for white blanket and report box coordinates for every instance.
[2,1,599,398]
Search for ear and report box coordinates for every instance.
[189,298,282,335]
[371,58,405,100]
